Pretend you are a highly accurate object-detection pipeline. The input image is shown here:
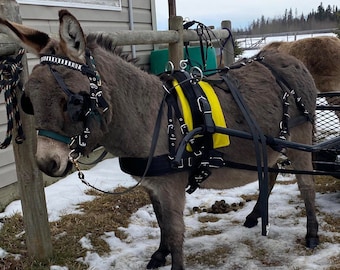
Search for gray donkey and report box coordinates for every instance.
[0,10,318,270]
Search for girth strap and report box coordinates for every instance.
[119,150,226,177]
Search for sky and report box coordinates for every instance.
[155,1,337,30]
[0,157,339,269]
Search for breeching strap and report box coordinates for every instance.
[221,73,270,237]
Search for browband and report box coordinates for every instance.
[40,55,94,76]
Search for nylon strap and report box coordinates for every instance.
[38,129,72,144]
[221,73,269,237]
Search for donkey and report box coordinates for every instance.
[0,10,319,270]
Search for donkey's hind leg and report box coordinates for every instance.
[287,123,319,248]
[288,148,319,248]
[244,164,279,228]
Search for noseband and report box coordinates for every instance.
[32,51,109,159]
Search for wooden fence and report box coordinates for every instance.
[0,0,234,261]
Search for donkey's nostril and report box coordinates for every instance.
[37,157,61,177]
[48,159,59,174]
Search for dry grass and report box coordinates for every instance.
[0,186,150,270]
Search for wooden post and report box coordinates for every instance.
[0,0,53,260]
[168,0,176,18]
[221,20,234,66]
[168,16,183,69]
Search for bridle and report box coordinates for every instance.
[22,50,109,160]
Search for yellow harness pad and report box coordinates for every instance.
[173,79,230,151]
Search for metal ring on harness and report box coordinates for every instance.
[179,59,189,70]
[190,66,203,82]
[165,61,175,74]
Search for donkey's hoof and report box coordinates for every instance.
[306,236,319,249]
[146,251,166,269]
[243,218,258,228]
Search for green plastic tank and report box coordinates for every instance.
[150,46,217,75]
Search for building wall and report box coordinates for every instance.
[0,0,157,210]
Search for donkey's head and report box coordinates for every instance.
[0,10,109,176]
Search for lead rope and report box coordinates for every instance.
[0,48,26,148]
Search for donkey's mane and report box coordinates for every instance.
[86,32,138,64]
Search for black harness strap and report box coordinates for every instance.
[221,73,270,236]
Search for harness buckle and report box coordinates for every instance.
[197,96,207,113]
[177,158,184,169]
[188,157,193,167]
[209,156,225,168]
[180,123,188,134]
[167,123,174,134]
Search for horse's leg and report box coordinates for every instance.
[243,164,279,228]
[145,177,187,270]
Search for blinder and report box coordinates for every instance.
[66,92,90,122]
[21,92,34,115]
[20,68,91,123]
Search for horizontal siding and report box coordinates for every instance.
[0,163,17,187]
[0,0,156,205]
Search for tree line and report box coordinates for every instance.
[234,2,340,35]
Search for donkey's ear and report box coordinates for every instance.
[0,18,50,55]
[58,9,86,62]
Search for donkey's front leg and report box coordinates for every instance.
[145,176,187,270]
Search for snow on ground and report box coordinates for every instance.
[0,157,339,270]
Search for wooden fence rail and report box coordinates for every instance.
[0,23,234,65]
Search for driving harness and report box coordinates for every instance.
[120,56,313,194]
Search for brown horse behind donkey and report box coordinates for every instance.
[263,36,340,121]
[263,36,340,93]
